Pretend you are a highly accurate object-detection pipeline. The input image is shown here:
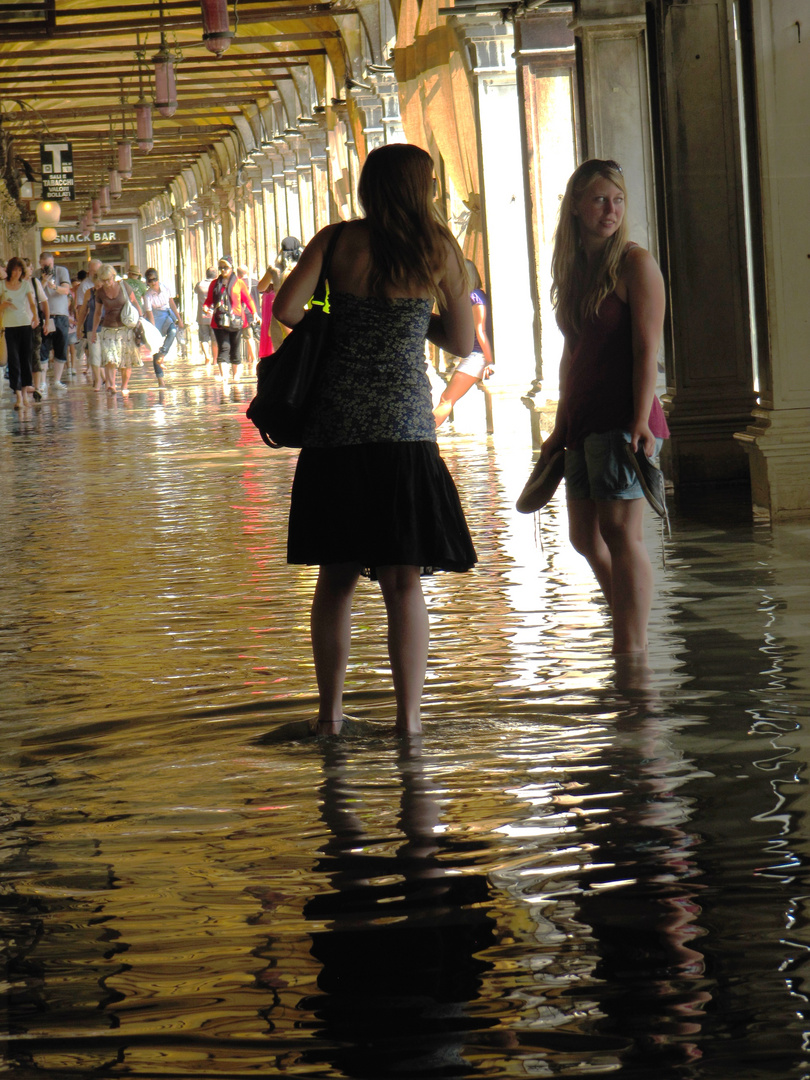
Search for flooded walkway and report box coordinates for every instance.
[2,357,810,1079]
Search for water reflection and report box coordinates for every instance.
[1,363,810,1077]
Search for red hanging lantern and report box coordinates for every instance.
[153,43,178,118]
[200,0,233,56]
[118,138,133,179]
[135,100,154,153]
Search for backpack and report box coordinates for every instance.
[213,273,238,329]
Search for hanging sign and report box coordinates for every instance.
[40,142,75,201]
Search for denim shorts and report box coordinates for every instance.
[565,428,664,502]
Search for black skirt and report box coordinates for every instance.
[287,441,477,577]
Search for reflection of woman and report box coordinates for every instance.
[273,144,477,735]
[89,264,143,396]
[433,261,494,427]
[289,741,497,1077]
[0,257,39,410]
[538,159,669,656]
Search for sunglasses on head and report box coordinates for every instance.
[582,158,623,175]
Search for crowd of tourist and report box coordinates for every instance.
[0,248,289,406]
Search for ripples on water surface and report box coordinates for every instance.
[1,370,809,1079]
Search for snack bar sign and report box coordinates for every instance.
[40,142,75,201]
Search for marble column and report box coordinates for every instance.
[573,3,658,252]
[304,123,331,232]
[258,161,278,267]
[280,145,303,243]
[216,180,237,261]
[514,5,578,441]
[270,150,290,244]
[460,19,535,415]
[649,0,757,487]
[735,3,810,519]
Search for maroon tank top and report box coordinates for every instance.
[560,291,669,449]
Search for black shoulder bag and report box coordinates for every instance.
[247,222,346,449]
[214,273,238,329]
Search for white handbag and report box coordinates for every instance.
[120,292,139,329]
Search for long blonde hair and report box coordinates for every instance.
[357,144,465,308]
[550,159,629,337]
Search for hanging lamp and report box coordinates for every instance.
[200,0,233,56]
[118,81,133,178]
[134,43,154,152]
[36,200,61,225]
[153,0,178,118]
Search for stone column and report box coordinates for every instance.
[461,18,536,423]
[258,161,278,269]
[280,145,303,243]
[735,4,810,519]
[270,150,290,244]
[375,70,406,145]
[514,6,578,442]
[649,0,757,487]
[573,2,658,254]
[216,179,237,260]
[290,136,316,242]
[352,88,386,152]
[304,123,331,231]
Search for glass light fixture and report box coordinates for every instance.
[42,227,58,243]
[135,100,154,153]
[99,185,110,212]
[118,138,133,179]
[109,168,122,198]
[153,40,178,117]
[200,0,233,56]
[36,200,61,225]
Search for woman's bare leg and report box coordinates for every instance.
[568,496,613,608]
[105,364,117,392]
[377,564,429,734]
[310,562,362,731]
[597,498,652,655]
[433,371,478,428]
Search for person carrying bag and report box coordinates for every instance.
[247,222,346,448]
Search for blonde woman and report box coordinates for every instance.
[274,143,476,736]
[537,159,669,656]
[89,264,142,395]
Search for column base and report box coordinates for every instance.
[736,408,810,520]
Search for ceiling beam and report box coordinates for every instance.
[0,31,341,60]
[0,50,325,82]
[1,5,353,42]
[0,64,309,87]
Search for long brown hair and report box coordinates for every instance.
[357,144,465,308]
[550,159,629,337]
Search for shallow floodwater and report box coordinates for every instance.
[1,362,809,1079]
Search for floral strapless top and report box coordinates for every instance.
[303,292,436,447]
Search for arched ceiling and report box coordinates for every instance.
[0,0,371,222]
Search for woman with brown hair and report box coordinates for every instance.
[273,143,476,736]
[89,264,143,395]
[0,256,39,410]
[536,159,669,656]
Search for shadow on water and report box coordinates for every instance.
[1,366,810,1077]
